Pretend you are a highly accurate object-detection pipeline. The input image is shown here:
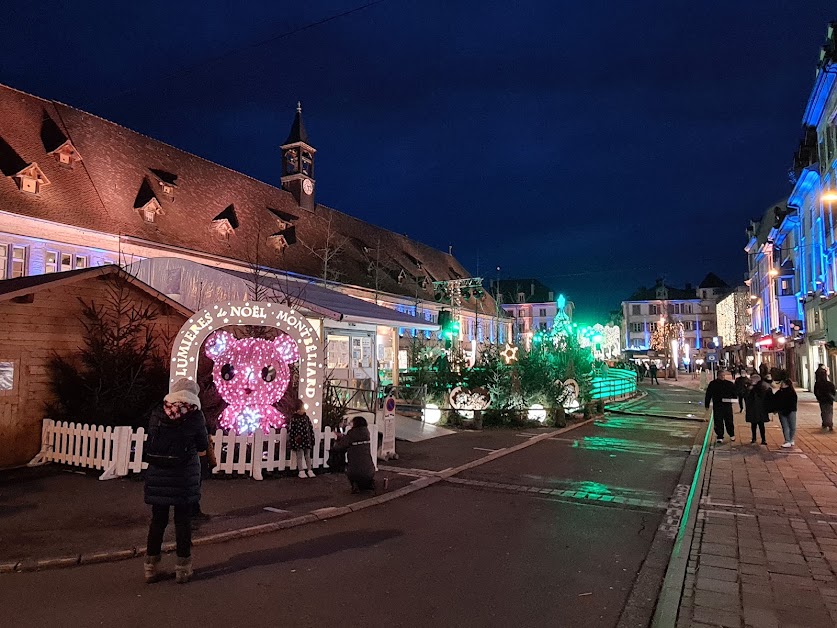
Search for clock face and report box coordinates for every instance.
[302,179,314,195]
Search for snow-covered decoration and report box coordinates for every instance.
[449,386,491,415]
[204,330,300,434]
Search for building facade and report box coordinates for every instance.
[621,275,729,364]
[493,279,566,342]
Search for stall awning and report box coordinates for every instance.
[129,257,439,331]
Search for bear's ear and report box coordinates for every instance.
[274,334,300,364]
[205,330,234,360]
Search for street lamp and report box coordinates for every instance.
[822,190,837,203]
[768,268,779,277]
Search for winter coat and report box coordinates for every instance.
[705,379,737,409]
[773,387,798,416]
[734,376,750,397]
[745,380,773,424]
[144,406,209,507]
[287,412,315,451]
[332,426,375,481]
[814,378,836,404]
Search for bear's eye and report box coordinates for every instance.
[221,364,235,381]
[262,365,277,382]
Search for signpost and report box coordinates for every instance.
[380,394,397,460]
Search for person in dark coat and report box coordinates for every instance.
[649,363,659,385]
[814,365,835,431]
[774,378,798,448]
[332,416,376,493]
[734,369,751,414]
[288,398,316,478]
[143,378,208,584]
[745,373,773,445]
[705,369,737,444]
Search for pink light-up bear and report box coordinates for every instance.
[204,330,300,434]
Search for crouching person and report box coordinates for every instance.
[143,378,209,584]
[333,416,376,493]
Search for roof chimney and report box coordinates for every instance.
[530,281,535,296]
[548,291,554,302]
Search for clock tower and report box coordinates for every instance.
[280,102,316,211]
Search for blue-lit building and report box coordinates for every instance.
[780,22,837,388]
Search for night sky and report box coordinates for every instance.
[1,1,835,321]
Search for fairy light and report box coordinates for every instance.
[204,330,300,434]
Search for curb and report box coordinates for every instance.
[651,415,713,627]
[3,420,592,574]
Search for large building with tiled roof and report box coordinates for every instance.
[0,82,508,382]
[0,82,510,391]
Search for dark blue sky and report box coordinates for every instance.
[0,1,834,321]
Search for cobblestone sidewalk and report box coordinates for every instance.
[677,391,837,627]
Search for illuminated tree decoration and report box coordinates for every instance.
[204,330,300,434]
[500,343,519,364]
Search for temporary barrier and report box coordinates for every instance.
[29,420,378,481]
[590,368,638,401]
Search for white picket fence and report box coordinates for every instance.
[28,419,378,481]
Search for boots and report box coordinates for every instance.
[175,556,193,584]
[144,555,162,584]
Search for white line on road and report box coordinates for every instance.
[263,507,290,514]
[473,447,500,452]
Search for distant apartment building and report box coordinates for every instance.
[621,274,729,354]
[493,279,568,342]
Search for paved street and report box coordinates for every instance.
[677,389,837,628]
[2,390,703,628]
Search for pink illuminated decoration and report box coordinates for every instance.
[204,330,300,434]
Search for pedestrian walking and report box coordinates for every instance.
[745,373,773,445]
[774,378,798,448]
[288,398,316,478]
[734,369,751,414]
[332,415,376,493]
[814,365,835,432]
[649,362,659,385]
[143,378,209,584]
[705,369,737,444]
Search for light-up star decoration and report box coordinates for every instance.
[500,343,519,364]
[204,330,300,434]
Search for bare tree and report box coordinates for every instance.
[298,212,348,286]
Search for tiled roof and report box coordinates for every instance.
[0,83,491,314]
[495,278,555,304]
[626,284,696,301]
[699,272,730,290]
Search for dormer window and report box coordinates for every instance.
[48,141,82,167]
[149,169,178,197]
[140,198,163,223]
[212,204,239,240]
[269,234,288,251]
[398,269,407,284]
[14,163,50,195]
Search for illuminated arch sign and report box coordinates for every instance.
[169,301,324,430]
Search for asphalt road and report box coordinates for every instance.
[4,389,703,628]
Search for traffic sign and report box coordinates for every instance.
[706,354,718,363]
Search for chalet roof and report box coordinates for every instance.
[0,83,492,315]
[0,265,193,317]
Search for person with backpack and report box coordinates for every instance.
[143,378,208,584]
[288,398,316,479]
[332,415,376,493]
[745,373,773,445]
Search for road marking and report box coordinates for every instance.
[699,509,755,518]
[263,507,290,514]
[515,433,540,438]
[473,447,500,452]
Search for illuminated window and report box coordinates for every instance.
[74,255,87,269]
[45,251,58,273]
[10,246,26,278]
[61,253,72,272]
[0,245,6,278]
[539,308,547,317]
